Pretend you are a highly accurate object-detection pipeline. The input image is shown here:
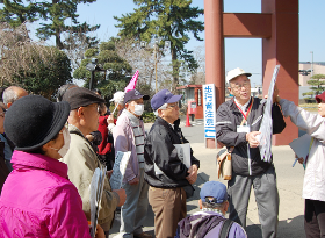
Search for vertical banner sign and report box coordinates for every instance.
[203,84,216,139]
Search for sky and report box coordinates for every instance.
[26,0,325,86]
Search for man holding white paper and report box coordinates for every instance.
[144,89,200,238]
[279,91,325,238]
[114,89,151,238]
[215,68,286,238]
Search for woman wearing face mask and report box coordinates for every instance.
[0,95,104,238]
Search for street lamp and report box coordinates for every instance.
[86,58,105,90]
[310,51,313,77]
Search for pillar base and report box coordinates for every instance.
[205,138,224,149]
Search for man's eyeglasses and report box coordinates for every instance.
[231,82,251,90]
[166,104,179,109]
[87,104,101,113]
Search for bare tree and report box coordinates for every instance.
[114,37,173,95]
[0,23,58,86]
[189,45,205,85]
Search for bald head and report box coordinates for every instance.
[3,86,28,108]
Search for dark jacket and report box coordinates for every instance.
[144,117,200,188]
[0,142,9,195]
[215,98,286,176]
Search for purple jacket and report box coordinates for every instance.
[0,151,91,238]
[178,211,247,238]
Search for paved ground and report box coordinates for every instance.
[110,122,306,238]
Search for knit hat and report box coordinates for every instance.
[4,95,70,151]
[63,87,105,110]
[200,181,229,204]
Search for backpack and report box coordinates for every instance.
[175,217,234,238]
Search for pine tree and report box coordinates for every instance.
[36,0,99,50]
[114,0,204,91]
[303,74,325,100]
[0,0,100,50]
[0,0,40,27]
[73,37,132,99]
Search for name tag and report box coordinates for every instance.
[237,124,251,133]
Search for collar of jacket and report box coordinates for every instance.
[230,97,253,112]
[157,116,176,130]
[67,123,93,147]
[11,150,68,179]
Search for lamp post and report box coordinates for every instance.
[86,58,105,90]
[310,51,313,77]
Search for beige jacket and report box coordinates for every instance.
[61,124,118,231]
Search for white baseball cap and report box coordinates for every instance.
[226,67,252,84]
[109,91,125,104]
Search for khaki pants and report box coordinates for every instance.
[149,187,187,238]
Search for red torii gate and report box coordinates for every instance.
[204,0,298,148]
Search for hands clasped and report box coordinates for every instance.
[186,164,198,185]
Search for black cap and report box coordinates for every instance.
[124,89,150,104]
[4,95,70,151]
[63,87,105,110]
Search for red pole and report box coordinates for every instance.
[186,109,191,127]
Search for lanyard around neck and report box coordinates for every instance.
[234,97,253,122]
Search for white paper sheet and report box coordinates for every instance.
[90,167,101,237]
[257,65,281,163]
[110,151,131,190]
[173,143,191,168]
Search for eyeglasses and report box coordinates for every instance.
[86,104,101,113]
[231,82,251,90]
[166,104,179,109]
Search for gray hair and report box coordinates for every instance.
[202,201,224,210]
[153,103,168,116]
[2,87,19,104]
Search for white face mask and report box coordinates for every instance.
[51,127,71,158]
[134,104,144,116]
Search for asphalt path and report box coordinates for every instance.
[110,122,305,238]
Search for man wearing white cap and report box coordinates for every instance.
[215,68,286,238]
[108,91,125,133]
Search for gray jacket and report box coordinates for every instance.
[215,98,286,176]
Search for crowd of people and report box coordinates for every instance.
[0,66,323,238]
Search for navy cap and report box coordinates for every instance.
[151,89,182,110]
[200,181,229,204]
[124,89,150,104]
